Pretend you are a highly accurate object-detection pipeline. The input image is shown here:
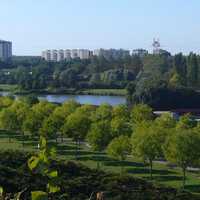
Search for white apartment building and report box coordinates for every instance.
[93,48,130,60]
[0,40,12,61]
[71,49,79,59]
[51,50,58,62]
[132,49,148,57]
[57,49,64,62]
[78,49,91,59]
[42,50,51,61]
[42,48,130,61]
[64,49,71,60]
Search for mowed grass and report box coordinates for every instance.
[81,89,127,96]
[0,131,200,195]
[0,84,18,91]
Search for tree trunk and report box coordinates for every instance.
[75,140,78,160]
[150,159,153,180]
[97,161,100,170]
[120,157,125,175]
[55,136,58,144]
[61,132,64,143]
[22,132,25,148]
[183,167,186,189]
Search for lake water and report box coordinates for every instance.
[0,92,126,106]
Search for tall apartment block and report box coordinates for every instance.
[93,48,130,60]
[132,49,148,57]
[57,49,64,62]
[42,48,130,62]
[42,49,92,62]
[0,40,12,61]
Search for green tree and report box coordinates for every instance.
[52,100,80,141]
[187,53,199,87]
[132,122,162,179]
[10,100,29,146]
[87,120,112,169]
[87,120,112,151]
[92,103,112,122]
[164,129,200,188]
[107,135,131,173]
[176,114,195,130]
[111,104,131,137]
[169,72,183,88]
[23,101,56,138]
[131,104,153,125]
[62,109,91,159]
[173,53,187,86]
[0,107,18,143]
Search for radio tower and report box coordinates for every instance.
[152,38,161,54]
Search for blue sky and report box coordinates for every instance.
[0,0,200,55]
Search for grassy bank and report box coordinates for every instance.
[79,89,127,96]
[0,131,200,195]
[0,84,18,92]
[0,84,127,96]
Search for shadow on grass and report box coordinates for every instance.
[185,184,200,193]
[58,150,102,157]
[105,161,146,168]
[57,145,81,151]
[78,155,115,162]
[127,168,176,175]
[146,175,183,182]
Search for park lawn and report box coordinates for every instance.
[81,89,127,96]
[0,84,19,91]
[0,132,200,194]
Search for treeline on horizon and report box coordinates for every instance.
[1,53,200,109]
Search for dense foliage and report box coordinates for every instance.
[0,55,139,90]
[0,96,200,191]
[0,151,195,200]
[1,53,200,94]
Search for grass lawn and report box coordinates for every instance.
[80,89,127,96]
[0,84,18,91]
[0,131,200,195]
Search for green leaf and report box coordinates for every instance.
[47,183,60,194]
[49,147,56,158]
[28,156,40,170]
[48,170,58,178]
[31,191,48,200]
[39,136,47,149]
[0,186,3,195]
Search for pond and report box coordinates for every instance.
[0,92,126,106]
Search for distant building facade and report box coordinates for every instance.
[0,40,12,61]
[42,49,92,62]
[132,49,148,57]
[93,48,130,60]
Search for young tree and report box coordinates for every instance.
[0,96,14,111]
[62,109,91,159]
[50,100,80,142]
[10,100,29,146]
[87,120,112,168]
[0,107,18,143]
[131,104,153,125]
[107,135,131,173]
[132,122,162,179]
[87,120,112,151]
[176,114,195,130]
[23,101,56,138]
[111,104,131,137]
[164,129,200,188]
[92,103,112,122]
